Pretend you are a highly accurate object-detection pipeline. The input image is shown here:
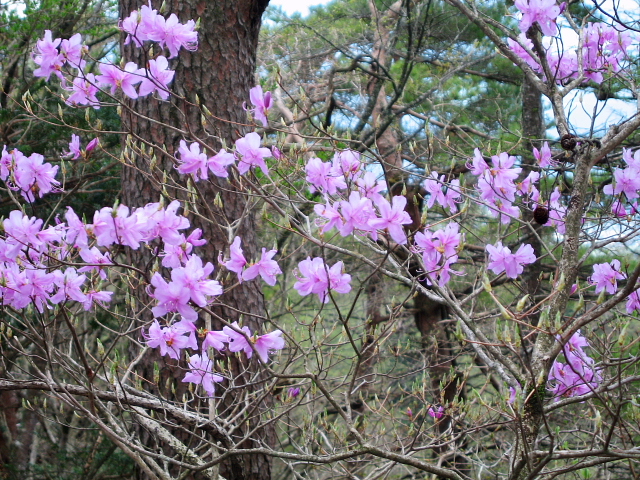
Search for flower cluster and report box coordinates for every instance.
[486,242,537,279]
[0,146,60,202]
[33,2,198,107]
[514,0,563,37]
[120,3,198,57]
[423,172,462,213]
[414,223,463,286]
[145,319,285,396]
[508,23,633,85]
[604,148,640,216]
[548,331,601,399]
[220,236,282,286]
[175,131,273,180]
[589,259,626,295]
[468,149,525,224]
[309,150,412,245]
[293,257,352,303]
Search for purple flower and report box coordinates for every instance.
[514,0,561,36]
[220,236,248,281]
[423,173,462,212]
[287,387,300,399]
[427,406,444,419]
[32,30,64,81]
[202,330,229,351]
[66,74,100,109]
[294,257,351,303]
[243,248,282,286]
[147,14,198,58]
[235,132,271,176]
[533,142,553,168]
[314,202,343,234]
[13,152,60,202]
[246,85,272,127]
[97,62,142,99]
[183,353,223,397]
[176,140,208,180]
[627,290,640,314]
[486,242,536,279]
[66,135,81,160]
[368,195,412,245]
[145,319,194,360]
[223,322,253,356]
[339,191,376,238]
[60,33,85,69]
[589,260,626,295]
[254,329,285,362]
[305,157,346,196]
[207,149,235,178]
[138,56,174,100]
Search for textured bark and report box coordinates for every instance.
[118,0,274,479]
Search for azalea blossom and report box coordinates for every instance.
[294,257,351,303]
[235,132,271,176]
[589,260,626,295]
[243,248,282,286]
[486,242,536,279]
[183,353,223,397]
[246,85,272,126]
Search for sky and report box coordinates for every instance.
[269,0,330,16]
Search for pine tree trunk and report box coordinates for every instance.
[118,1,274,479]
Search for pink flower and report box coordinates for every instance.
[78,247,113,280]
[220,236,247,281]
[533,142,553,168]
[332,150,361,181]
[589,260,626,295]
[254,330,285,362]
[170,255,223,307]
[427,406,444,419]
[202,330,229,351]
[626,290,640,314]
[486,242,536,279]
[66,74,101,109]
[97,62,142,99]
[514,0,561,36]
[314,202,343,234]
[66,135,82,160]
[150,272,197,321]
[50,268,87,304]
[368,195,412,245]
[339,191,376,238]
[235,132,271,176]
[246,85,272,127]
[207,149,236,178]
[223,322,253,356]
[60,33,85,69]
[243,248,282,286]
[183,353,223,397]
[138,56,175,100]
[32,30,64,81]
[147,14,198,58]
[305,157,346,196]
[82,290,113,311]
[13,152,60,202]
[294,257,351,303]
[176,140,208,180]
[356,172,385,204]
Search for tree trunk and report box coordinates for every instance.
[118,0,274,479]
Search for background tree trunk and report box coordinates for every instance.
[118,0,274,478]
